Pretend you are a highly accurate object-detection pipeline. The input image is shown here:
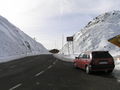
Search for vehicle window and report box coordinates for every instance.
[87,55,90,59]
[82,54,87,59]
[92,52,112,58]
[79,54,83,58]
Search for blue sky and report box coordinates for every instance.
[0,0,120,49]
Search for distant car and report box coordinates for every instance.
[74,51,115,74]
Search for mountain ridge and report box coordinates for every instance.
[62,11,120,56]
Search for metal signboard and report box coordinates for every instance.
[108,34,120,47]
[67,36,73,41]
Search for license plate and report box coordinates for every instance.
[99,62,108,64]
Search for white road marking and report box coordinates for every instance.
[9,83,22,90]
[35,60,57,77]
[47,65,53,69]
[35,70,45,77]
[53,61,57,65]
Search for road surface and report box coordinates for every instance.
[0,54,119,90]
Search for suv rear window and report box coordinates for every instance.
[92,52,112,58]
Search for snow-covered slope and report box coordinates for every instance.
[0,16,49,62]
[62,11,120,56]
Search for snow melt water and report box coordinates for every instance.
[0,16,49,62]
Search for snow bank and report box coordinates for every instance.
[54,54,75,62]
[61,10,120,56]
[0,16,49,63]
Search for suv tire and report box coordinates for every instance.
[86,65,91,74]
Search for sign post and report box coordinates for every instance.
[66,36,74,55]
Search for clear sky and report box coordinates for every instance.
[0,0,120,49]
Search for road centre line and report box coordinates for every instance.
[35,70,45,77]
[35,60,57,77]
[9,83,22,90]
[47,65,53,69]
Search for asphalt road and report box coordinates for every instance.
[0,54,119,90]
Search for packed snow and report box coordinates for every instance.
[54,54,76,62]
[61,10,120,56]
[0,16,49,63]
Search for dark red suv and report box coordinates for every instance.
[74,51,115,74]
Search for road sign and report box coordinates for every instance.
[66,36,74,54]
[67,36,73,41]
[108,34,120,47]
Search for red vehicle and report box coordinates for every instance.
[74,51,115,74]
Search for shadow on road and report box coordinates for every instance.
[91,71,115,79]
[72,63,116,79]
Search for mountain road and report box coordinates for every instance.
[0,55,119,90]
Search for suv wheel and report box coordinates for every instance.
[86,66,91,74]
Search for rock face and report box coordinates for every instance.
[0,16,49,62]
[62,11,120,56]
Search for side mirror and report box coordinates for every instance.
[75,57,79,59]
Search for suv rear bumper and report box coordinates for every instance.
[90,64,115,71]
